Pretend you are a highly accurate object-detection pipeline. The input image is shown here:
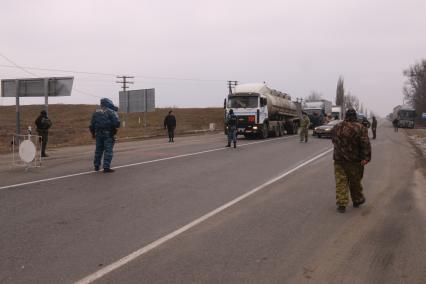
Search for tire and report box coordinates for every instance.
[261,123,269,139]
[274,126,279,137]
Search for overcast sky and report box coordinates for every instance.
[1,0,425,116]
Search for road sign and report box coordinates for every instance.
[119,89,155,113]
[1,77,73,97]
[1,77,74,135]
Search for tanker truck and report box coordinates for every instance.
[224,83,301,139]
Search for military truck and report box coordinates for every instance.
[224,83,301,139]
[392,105,416,128]
[303,99,332,128]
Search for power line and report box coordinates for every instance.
[0,52,103,99]
[0,63,226,82]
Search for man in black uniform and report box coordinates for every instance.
[164,110,177,142]
[35,110,52,157]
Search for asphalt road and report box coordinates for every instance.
[1,123,425,284]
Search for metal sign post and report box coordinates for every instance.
[15,79,20,135]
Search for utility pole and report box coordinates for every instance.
[227,80,238,95]
[116,75,134,128]
[116,75,134,92]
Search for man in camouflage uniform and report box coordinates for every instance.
[35,110,52,157]
[299,112,310,143]
[332,108,371,213]
[89,98,121,173]
[225,109,237,148]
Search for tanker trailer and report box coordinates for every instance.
[224,83,301,139]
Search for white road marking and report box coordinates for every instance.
[0,136,295,191]
[74,147,333,284]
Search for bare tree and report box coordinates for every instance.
[403,60,426,116]
[344,93,359,111]
[335,76,345,106]
[305,91,323,101]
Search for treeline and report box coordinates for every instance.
[305,76,372,116]
[335,77,371,116]
[403,60,426,118]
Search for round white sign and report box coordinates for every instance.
[19,140,37,163]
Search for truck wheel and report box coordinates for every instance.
[261,123,269,139]
[293,124,298,135]
[274,126,279,137]
[286,124,294,135]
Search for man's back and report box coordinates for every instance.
[332,121,371,162]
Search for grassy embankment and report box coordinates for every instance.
[0,105,224,153]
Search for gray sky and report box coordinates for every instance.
[1,0,425,116]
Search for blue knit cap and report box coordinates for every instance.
[100,98,118,111]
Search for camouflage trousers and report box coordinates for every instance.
[94,131,115,170]
[334,160,365,206]
[299,128,308,142]
[227,127,237,144]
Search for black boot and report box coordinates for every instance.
[226,143,231,147]
[233,142,236,148]
[337,206,346,213]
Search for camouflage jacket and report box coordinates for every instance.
[332,120,371,162]
[300,115,310,129]
[89,108,120,135]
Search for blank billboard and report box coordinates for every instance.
[1,77,74,97]
[119,89,155,113]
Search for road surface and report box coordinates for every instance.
[1,123,425,284]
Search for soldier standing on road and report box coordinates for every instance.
[332,108,371,213]
[89,98,120,173]
[225,109,237,148]
[164,110,176,142]
[392,118,399,132]
[371,116,377,139]
[35,110,52,157]
[299,112,310,143]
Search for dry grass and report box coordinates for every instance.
[0,105,224,153]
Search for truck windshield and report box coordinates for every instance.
[400,110,415,119]
[305,109,321,115]
[228,96,258,108]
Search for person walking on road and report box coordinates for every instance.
[35,110,52,157]
[89,98,120,173]
[164,110,176,142]
[392,118,399,132]
[371,116,377,139]
[299,112,310,143]
[225,109,237,148]
[332,108,371,213]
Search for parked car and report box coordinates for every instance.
[313,119,343,138]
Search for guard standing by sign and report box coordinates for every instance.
[35,110,52,157]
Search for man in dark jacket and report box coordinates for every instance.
[164,110,176,142]
[35,110,52,157]
[332,108,371,213]
[225,109,238,148]
[371,116,377,139]
[89,98,120,173]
